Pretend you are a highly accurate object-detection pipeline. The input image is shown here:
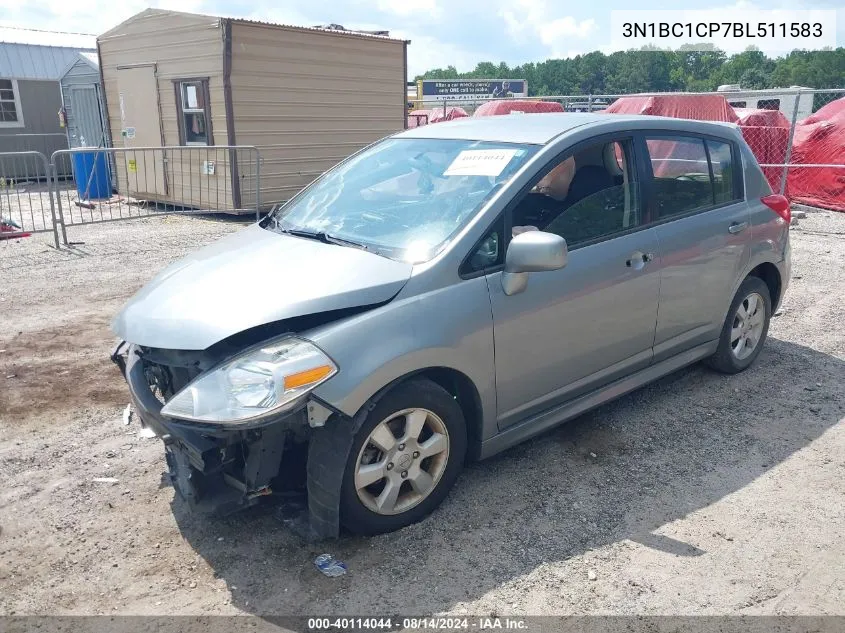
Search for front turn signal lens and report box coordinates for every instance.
[284,365,334,390]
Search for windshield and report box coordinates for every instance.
[265,138,538,263]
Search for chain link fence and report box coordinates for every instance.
[0,145,261,249]
[756,89,845,209]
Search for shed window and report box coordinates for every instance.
[177,80,211,145]
[0,79,23,127]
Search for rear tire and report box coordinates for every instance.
[707,276,771,374]
[338,379,467,536]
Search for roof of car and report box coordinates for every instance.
[396,112,740,145]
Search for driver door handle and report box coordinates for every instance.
[729,221,749,234]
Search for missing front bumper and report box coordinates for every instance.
[161,422,295,516]
[113,341,308,515]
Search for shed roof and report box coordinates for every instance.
[79,52,99,68]
[0,42,95,81]
[100,8,408,43]
[59,51,99,81]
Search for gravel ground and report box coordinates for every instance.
[0,212,843,616]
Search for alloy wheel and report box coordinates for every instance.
[354,408,450,515]
[730,291,766,361]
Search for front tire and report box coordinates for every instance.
[339,379,467,535]
[707,276,772,374]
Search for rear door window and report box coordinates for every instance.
[644,135,740,220]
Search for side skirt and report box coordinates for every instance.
[479,341,718,460]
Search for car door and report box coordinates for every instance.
[477,136,662,429]
[641,134,752,362]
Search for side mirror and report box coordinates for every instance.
[502,231,568,296]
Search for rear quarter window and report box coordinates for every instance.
[706,140,738,204]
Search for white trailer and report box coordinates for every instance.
[717,85,815,121]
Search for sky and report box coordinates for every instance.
[0,0,842,77]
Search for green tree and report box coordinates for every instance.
[416,65,459,80]
[415,47,845,96]
[672,46,728,91]
[714,47,773,87]
[605,48,677,94]
[575,52,608,93]
[739,68,771,89]
[771,48,845,88]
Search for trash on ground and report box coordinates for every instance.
[123,404,132,425]
[93,477,119,484]
[138,427,156,439]
[315,553,347,577]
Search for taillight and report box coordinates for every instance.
[761,194,791,223]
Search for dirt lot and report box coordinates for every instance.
[1,212,843,617]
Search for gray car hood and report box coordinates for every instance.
[112,224,413,350]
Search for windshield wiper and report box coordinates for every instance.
[278,228,369,251]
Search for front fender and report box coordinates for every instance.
[307,276,497,441]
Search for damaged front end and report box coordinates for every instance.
[111,340,337,528]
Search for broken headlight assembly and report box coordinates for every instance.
[160,336,337,425]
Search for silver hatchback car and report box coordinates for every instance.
[112,113,791,537]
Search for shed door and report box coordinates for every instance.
[116,66,167,197]
[67,86,106,148]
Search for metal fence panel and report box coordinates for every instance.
[0,151,59,248]
[50,145,261,243]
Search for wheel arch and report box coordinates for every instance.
[746,261,782,309]
[721,255,784,327]
[349,366,486,462]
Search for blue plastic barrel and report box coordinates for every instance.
[72,150,112,200]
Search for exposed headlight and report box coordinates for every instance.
[160,336,337,424]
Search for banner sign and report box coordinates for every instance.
[420,79,527,101]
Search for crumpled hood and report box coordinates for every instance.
[112,224,413,350]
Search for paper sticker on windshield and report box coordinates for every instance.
[444,149,519,177]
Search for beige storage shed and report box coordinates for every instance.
[97,9,408,212]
